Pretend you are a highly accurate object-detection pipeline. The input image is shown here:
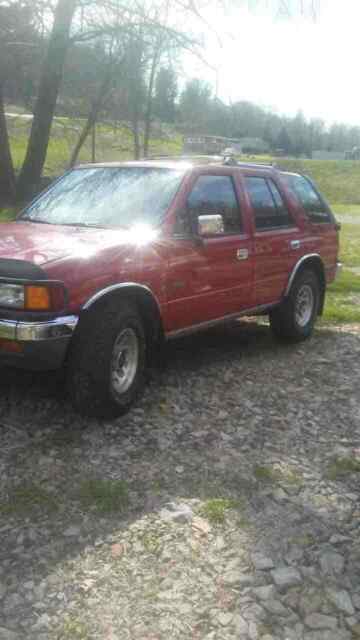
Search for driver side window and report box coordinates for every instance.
[175,174,243,235]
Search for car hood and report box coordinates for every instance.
[0,221,143,266]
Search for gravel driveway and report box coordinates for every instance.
[0,321,359,640]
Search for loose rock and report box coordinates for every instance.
[271,567,302,589]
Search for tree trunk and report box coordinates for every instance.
[0,85,16,204]
[133,120,141,160]
[69,73,112,168]
[143,46,160,158]
[69,116,95,168]
[16,0,77,201]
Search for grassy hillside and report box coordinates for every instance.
[5,114,360,205]
[6,114,182,176]
[275,158,360,206]
[239,155,360,206]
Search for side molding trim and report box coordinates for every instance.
[166,302,280,340]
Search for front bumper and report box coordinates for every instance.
[0,315,78,370]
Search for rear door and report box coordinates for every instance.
[165,171,254,333]
[282,174,339,282]
[243,175,304,306]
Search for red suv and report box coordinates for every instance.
[0,158,340,416]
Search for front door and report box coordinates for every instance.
[165,172,254,334]
[244,175,303,306]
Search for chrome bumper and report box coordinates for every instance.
[0,315,78,370]
[0,315,78,341]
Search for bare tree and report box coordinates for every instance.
[16,0,77,200]
[0,0,320,204]
[0,85,16,202]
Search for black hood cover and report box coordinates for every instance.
[0,258,46,281]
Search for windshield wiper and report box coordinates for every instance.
[18,218,53,224]
[18,219,129,229]
[60,222,103,228]
[61,222,129,230]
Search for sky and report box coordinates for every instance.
[185,0,360,127]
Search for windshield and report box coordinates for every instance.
[19,166,185,228]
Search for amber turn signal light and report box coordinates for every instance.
[25,286,51,311]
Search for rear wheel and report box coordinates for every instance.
[67,303,146,418]
[270,269,320,342]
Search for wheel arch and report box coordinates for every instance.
[284,254,326,315]
[80,283,164,348]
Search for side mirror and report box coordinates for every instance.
[197,214,224,237]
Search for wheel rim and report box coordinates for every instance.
[110,328,139,396]
[295,284,314,328]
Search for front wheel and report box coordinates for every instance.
[270,269,321,342]
[67,303,147,418]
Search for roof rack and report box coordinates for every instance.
[145,154,223,162]
[145,153,278,170]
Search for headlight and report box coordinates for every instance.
[0,284,25,309]
[0,283,65,311]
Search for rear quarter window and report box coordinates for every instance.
[283,174,332,223]
[245,176,294,230]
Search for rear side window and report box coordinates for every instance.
[245,177,293,230]
[284,175,331,223]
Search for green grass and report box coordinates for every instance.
[277,159,360,205]
[239,155,360,205]
[253,464,301,485]
[322,212,360,323]
[78,478,129,514]
[56,616,91,640]
[337,223,360,268]
[0,208,16,222]
[199,498,239,524]
[332,203,360,216]
[288,533,315,547]
[0,483,58,515]
[142,530,162,554]
[326,456,360,480]
[6,114,182,176]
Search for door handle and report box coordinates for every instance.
[236,248,249,260]
[290,240,301,250]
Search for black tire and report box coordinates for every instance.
[67,302,147,418]
[269,269,320,342]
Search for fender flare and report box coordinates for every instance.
[82,282,161,312]
[81,282,164,345]
[284,253,325,298]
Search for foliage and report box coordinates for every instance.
[0,483,58,514]
[199,498,239,524]
[253,464,301,484]
[56,616,90,640]
[326,456,360,480]
[78,478,129,513]
[154,67,178,123]
[0,207,16,222]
